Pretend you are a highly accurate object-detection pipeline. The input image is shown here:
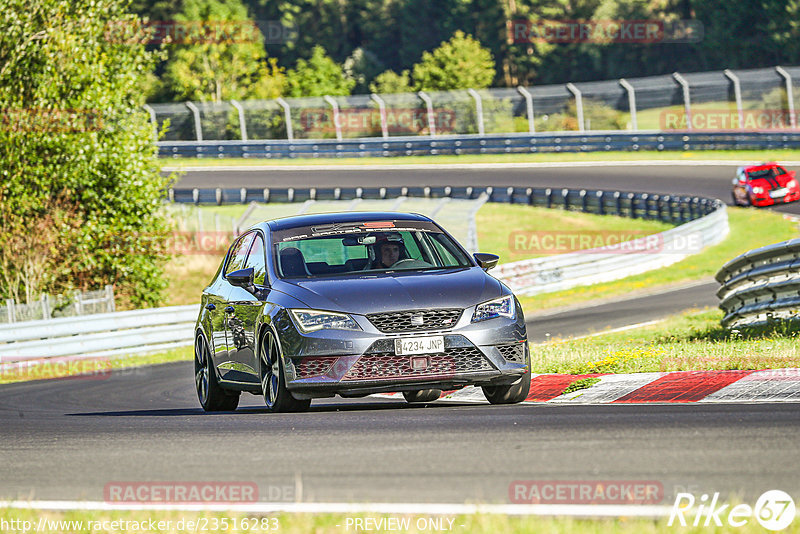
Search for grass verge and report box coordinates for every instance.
[3,508,795,534]
[0,346,192,385]
[519,207,798,314]
[532,307,800,374]
[160,149,800,167]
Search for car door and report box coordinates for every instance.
[215,232,254,379]
[223,231,267,384]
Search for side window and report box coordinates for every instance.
[225,233,255,276]
[777,166,788,175]
[430,236,458,264]
[244,234,266,285]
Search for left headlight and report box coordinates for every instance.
[472,295,516,323]
[289,309,361,333]
[787,179,798,189]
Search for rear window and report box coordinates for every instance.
[272,220,472,279]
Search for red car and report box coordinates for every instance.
[732,163,800,207]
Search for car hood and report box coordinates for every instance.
[272,268,505,315]
[750,173,795,190]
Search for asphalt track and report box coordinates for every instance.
[1,367,799,504]
[1,162,799,506]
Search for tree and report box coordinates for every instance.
[285,45,355,97]
[163,0,285,102]
[369,69,414,94]
[0,0,172,307]
[411,31,496,91]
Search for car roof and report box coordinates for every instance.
[742,162,780,172]
[265,211,433,231]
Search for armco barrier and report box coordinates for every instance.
[158,131,800,159]
[715,238,800,328]
[0,305,198,363]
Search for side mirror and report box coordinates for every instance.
[473,253,499,272]
[227,267,255,289]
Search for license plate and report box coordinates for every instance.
[770,188,788,198]
[394,335,445,355]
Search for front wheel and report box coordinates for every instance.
[260,329,311,413]
[195,334,240,412]
[482,348,531,405]
[403,389,442,403]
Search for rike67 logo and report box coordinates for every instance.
[669,490,796,531]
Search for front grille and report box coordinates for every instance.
[295,357,335,379]
[367,309,463,333]
[496,343,526,363]
[342,346,491,381]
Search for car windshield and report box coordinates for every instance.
[747,168,777,180]
[272,220,472,278]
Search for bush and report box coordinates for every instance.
[0,0,173,308]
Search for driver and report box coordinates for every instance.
[369,233,406,269]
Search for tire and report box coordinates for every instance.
[403,389,442,403]
[195,334,240,412]
[260,328,311,413]
[482,347,531,405]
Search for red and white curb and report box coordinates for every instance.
[374,368,800,404]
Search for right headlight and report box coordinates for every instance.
[472,295,516,323]
[289,309,361,333]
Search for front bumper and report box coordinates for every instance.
[276,308,528,399]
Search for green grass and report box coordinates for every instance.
[0,346,192,385]
[161,148,800,168]
[561,376,602,395]
[3,508,796,534]
[519,207,799,314]
[532,307,800,374]
[476,203,672,264]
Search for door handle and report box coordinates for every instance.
[224,306,235,314]
[205,303,216,311]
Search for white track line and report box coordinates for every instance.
[162,160,800,172]
[0,500,673,518]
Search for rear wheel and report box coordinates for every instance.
[482,347,531,405]
[260,329,311,413]
[403,389,442,403]
[195,334,240,412]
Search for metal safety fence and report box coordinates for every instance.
[716,238,800,328]
[0,286,115,324]
[148,65,800,146]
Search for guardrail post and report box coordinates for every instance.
[517,86,535,133]
[417,91,436,137]
[370,93,389,138]
[596,191,605,215]
[276,98,294,140]
[74,290,83,316]
[614,191,622,216]
[673,72,692,130]
[566,83,585,132]
[5,298,15,323]
[561,188,570,210]
[527,188,534,205]
[467,89,485,136]
[580,189,588,212]
[323,95,343,142]
[40,294,51,320]
[723,70,744,129]
[776,66,797,129]
[619,78,637,131]
[105,285,115,313]
[142,104,158,142]
[229,100,248,141]
[185,101,203,141]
